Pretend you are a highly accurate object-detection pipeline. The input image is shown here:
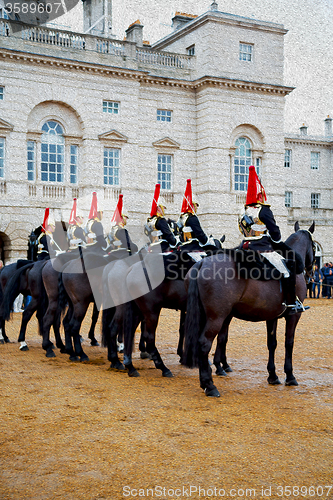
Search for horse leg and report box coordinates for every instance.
[52,311,66,353]
[214,316,233,376]
[138,319,150,359]
[17,300,38,351]
[41,300,60,358]
[107,307,126,371]
[123,306,141,377]
[69,304,90,362]
[62,305,78,361]
[266,319,281,385]
[0,319,10,343]
[88,302,100,346]
[177,309,186,361]
[284,315,300,386]
[198,319,222,397]
[144,311,173,377]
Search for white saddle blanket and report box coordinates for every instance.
[261,251,290,278]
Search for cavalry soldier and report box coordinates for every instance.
[67,198,86,251]
[85,192,108,253]
[108,194,138,255]
[36,208,56,260]
[238,165,309,314]
[178,179,216,253]
[145,183,179,253]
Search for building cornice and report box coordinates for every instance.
[285,136,333,147]
[0,47,294,96]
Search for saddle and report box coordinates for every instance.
[225,249,283,281]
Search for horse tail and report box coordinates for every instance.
[182,261,205,368]
[101,306,115,348]
[57,272,68,319]
[2,263,34,321]
[36,273,49,336]
[123,301,141,358]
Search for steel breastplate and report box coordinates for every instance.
[239,205,267,240]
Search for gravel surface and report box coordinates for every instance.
[0,298,332,500]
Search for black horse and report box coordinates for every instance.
[182,222,315,397]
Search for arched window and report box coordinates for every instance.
[41,121,64,182]
[234,137,252,191]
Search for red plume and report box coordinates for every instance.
[150,184,161,217]
[41,208,49,233]
[89,192,98,219]
[246,166,267,205]
[181,179,194,214]
[111,194,123,224]
[69,198,77,225]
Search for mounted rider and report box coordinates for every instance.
[145,183,179,253]
[67,198,86,251]
[85,192,108,254]
[108,194,138,255]
[36,208,56,260]
[177,179,216,255]
[238,165,309,314]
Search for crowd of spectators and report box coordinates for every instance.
[307,262,333,298]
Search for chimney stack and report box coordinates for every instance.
[172,12,197,31]
[125,20,143,46]
[324,115,332,137]
[299,124,308,136]
[211,1,218,11]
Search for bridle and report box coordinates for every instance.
[303,230,316,278]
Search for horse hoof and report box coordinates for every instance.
[285,377,298,386]
[60,347,67,354]
[205,387,220,397]
[69,356,79,362]
[110,361,125,371]
[90,339,100,346]
[128,369,140,377]
[268,377,281,385]
[224,366,233,373]
[80,355,89,363]
[140,352,152,360]
[162,370,173,378]
[215,367,227,376]
[0,339,4,344]
[46,351,56,358]
[20,345,29,351]
[4,338,11,343]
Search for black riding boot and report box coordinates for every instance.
[281,262,309,314]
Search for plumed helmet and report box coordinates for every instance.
[181,179,196,214]
[246,166,267,206]
[111,194,124,225]
[150,184,161,217]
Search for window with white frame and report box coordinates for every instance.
[70,145,78,184]
[187,45,195,56]
[41,121,64,182]
[234,137,253,191]
[0,137,4,177]
[311,151,320,170]
[157,109,172,122]
[103,101,119,114]
[285,191,292,207]
[284,149,292,168]
[104,148,120,185]
[0,87,3,100]
[311,193,320,209]
[239,43,253,61]
[27,141,35,181]
[157,154,172,190]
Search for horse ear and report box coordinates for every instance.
[220,235,226,243]
[309,221,315,234]
[294,221,300,232]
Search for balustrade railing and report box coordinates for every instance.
[136,48,193,69]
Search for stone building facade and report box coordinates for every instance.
[0,4,332,264]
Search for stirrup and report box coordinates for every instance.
[282,298,310,314]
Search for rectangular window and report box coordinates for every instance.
[41,142,64,182]
[311,193,320,209]
[157,154,172,190]
[284,149,292,168]
[103,101,119,114]
[0,137,4,177]
[27,141,35,181]
[285,191,292,208]
[239,43,253,61]
[311,152,320,170]
[157,109,172,122]
[0,87,3,100]
[104,148,120,185]
[70,145,78,184]
[187,45,195,56]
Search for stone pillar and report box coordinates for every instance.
[324,116,332,136]
[125,21,143,47]
[299,124,308,136]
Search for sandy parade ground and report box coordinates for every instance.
[0,298,332,500]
